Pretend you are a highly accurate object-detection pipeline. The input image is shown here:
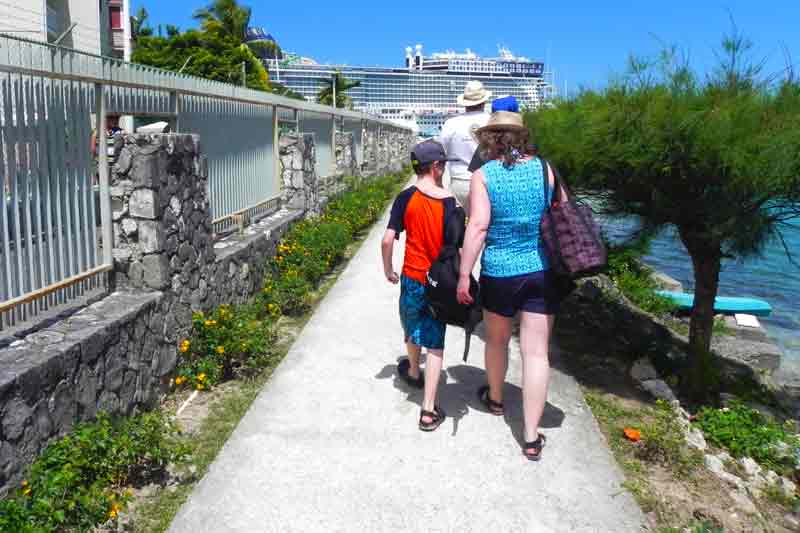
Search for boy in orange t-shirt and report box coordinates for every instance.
[381,140,457,432]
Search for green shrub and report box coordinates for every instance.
[0,411,187,532]
[176,303,277,389]
[261,172,406,318]
[694,401,799,473]
[606,244,678,316]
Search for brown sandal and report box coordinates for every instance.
[477,385,504,415]
[419,406,446,432]
[523,434,546,461]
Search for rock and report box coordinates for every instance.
[129,189,159,219]
[2,398,32,440]
[711,335,782,376]
[142,254,169,290]
[631,358,659,382]
[705,454,746,489]
[686,427,707,451]
[728,487,758,514]
[764,469,780,485]
[121,217,138,236]
[780,476,797,498]
[649,269,683,292]
[784,513,800,531]
[139,221,164,253]
[640,379,678,403]
[738,457,762,479]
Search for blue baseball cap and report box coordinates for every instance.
[491,96,519,113]
[410,139,458,167]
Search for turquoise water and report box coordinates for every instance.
[605,221,800,360]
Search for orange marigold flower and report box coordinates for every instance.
[623,428,642,442]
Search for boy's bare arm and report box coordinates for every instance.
[381,229,399,284]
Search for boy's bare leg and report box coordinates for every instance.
[405,340,421,380]
[421,348,444,422]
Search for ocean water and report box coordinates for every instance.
[602,220,800,360]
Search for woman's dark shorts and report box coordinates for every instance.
[480,270,561,317]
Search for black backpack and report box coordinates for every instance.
[425,205,482,362]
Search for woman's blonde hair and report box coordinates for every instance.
[477,128,531,167]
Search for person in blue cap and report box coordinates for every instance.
[467,96,526,174]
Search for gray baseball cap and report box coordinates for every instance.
[410,139,458,166]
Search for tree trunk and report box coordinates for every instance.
[679,229,723,402]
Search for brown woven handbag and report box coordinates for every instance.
[539,158,607,278]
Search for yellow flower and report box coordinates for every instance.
[204,319,213,327]
[23,487,31,496]
[216,346,225,355]
[197,373,206,381]
[179,340,190,353]
[175,376,186,386]
[196,383,205,391]
[108,502,122,519]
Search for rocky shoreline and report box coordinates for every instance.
[558,271,800,418]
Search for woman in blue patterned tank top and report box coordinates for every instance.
[456,111,564,461]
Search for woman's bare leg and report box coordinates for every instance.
[405,340,421,380]
[483,310,512,405]
[519,312,554,443]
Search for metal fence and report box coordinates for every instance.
[0,33,411,330]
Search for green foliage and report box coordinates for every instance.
[695,401,799,473]
[606,244,678,316]
[526,28,800,395]
[317,72,362,108]
[0,412,187,532]
[176,302,277,389]
[133,30,270,91]
[193,0,252,41]
[261,172,405,317]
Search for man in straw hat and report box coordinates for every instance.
[437,80,491,214]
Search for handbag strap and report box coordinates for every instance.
[538,156,572,205]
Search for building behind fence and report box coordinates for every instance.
[0,34,414,492]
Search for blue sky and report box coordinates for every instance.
[133,0,800,94]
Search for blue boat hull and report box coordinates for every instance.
[656,291,772,317]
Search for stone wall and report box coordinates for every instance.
[0,124,414,493]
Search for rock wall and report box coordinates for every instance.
[0,125,414,493]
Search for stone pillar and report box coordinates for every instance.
[111,134,213,296]
[279,133,318,213]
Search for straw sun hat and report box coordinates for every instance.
[475,111,528,134]
[457,80,493,107]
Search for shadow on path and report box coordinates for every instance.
[376,358,565,445]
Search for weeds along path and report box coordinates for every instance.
[168,188,645,533]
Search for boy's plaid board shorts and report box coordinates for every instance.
[399,274,445,350]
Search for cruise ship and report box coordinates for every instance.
[266,45,554,136]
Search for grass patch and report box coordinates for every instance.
[584,391,708,529]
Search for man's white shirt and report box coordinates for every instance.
[437,111,490,181]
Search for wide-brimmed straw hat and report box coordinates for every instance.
[457,80,492,107]
[475,111,527,134]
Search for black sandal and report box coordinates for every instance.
[419,406,446,432]
[477,385,504,415]
[523,434,546,461]
[397,359,424,389]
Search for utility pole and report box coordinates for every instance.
[332,73,336,109]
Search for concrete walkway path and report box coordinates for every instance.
[169,191,645,533]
